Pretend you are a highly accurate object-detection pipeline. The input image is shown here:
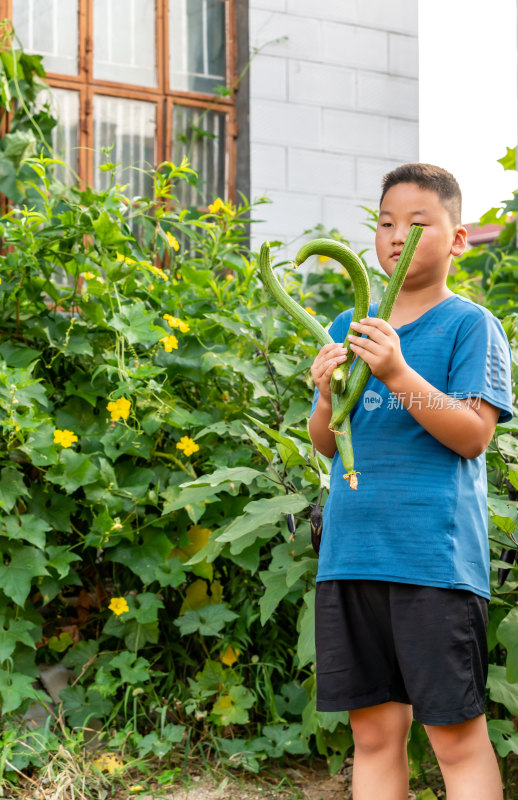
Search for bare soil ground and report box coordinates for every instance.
[12,754,518,799]
[113,759,442,800]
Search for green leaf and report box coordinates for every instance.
[487,664,518,715]
[0,157,19,201]
[262,723,305,757]
[202,352,270,398]
[59,684,112,727]
[246,416,309,464]
[222,524,278,557]
[92,211,131,245]
[3,514,50,549]
[2,130,37,166]
[136,727,184,758]
[487,719,518,757]
[181,264,214,287]
[175,604,238,637]
[241,423,275,462]
[62,640,99,669]
[259,570,290,625]
[0,342,41,368]
[181,466,262,489]
[20,425,59,467]
[297,589,316,667]
[48,632,74,653]
[212,685,255,725]
[107,534,173,584]
[0,466,29,511]
[46,450,100,493]
[0,545,49,606]
[496,608,518,683]
[154,556,186,589]
[109,301,164,346]
[216,494,308,548]
[0,617,37,662]
[110,652,150,684]
[100,425,153,461]
[497,146,516,172]
[195,659,228,692]
[45,545,79,579]
[491,514,517,536]
[125,592,164,625]
[416,791,439,800]
[0,670,50,714]
[161,483,224,515]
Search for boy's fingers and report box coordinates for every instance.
[352,317,394,334]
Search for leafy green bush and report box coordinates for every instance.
[0,30,516,792]
[0,129,389,780]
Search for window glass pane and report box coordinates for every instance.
[38,87,80,182]
[12,0,78,75]
[94,96,156,199]
[170,0,226,94]
[171,105,226,206]
[94,0,157,87]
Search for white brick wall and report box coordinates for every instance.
[249,0,419,259]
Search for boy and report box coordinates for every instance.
[308,164,513,800]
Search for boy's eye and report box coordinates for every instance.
[381,222,392,228]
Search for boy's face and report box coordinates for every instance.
[375,182,466,286]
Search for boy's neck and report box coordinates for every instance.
[388,283,454,327]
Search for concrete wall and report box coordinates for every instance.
[248,0,419,259]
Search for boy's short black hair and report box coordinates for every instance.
[380,163,462,225]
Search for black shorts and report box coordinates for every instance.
[315,579,489,726]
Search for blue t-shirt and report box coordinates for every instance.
[311,294,514,600]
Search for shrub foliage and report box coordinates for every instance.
[0,32,517,785]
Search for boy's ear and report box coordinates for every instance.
[451,225,468,257]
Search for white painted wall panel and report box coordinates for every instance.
[249,0,419,256]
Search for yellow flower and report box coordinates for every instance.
[304,307,317,316]
[221,645,240,667]
[107,397,131,421]
[109,597,129,616]
[93,753,124,774]
[116,253,136,265]
[208,197,225,214]
[53,429,78,448]
[319,255,330,263]
[146,262,169,281]
[166,231,180,251]
[225,273,233,281]
[0,277,2,285]
[161,335,179,352]
[163,314,190,333]
[82,272,97,280]
[176,436,199,456]
[129,787,145,793]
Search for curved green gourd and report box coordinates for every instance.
[293,239,371,395]
[259,242,335,348]
[329,224,423,429]
[258,225,423,489]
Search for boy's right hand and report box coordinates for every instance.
[311,343,348,404]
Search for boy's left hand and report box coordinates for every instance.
[348,318,407,385]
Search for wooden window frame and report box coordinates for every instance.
[2,0,240,200]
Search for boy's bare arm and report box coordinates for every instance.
[308,343,347,457]
[348,318,500,459]
[308,396,337,457]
